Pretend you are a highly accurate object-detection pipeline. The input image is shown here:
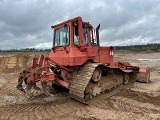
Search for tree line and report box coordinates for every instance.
[0,43,160,52]
[116,43,160,51]
[0,48,51,52]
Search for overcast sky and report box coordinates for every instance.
[0,0,160,49]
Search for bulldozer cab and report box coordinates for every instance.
[51,16,99,49]
[50,16,112,66]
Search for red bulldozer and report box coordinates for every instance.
[17,16,150,103]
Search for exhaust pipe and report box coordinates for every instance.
[96,24,100,46]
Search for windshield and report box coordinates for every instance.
[54,25,69,47]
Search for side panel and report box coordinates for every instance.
[49,47,69,65]
[49,46,89,66]
[49,46,115,66]
[95,47,114,66]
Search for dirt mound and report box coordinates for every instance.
[0,53,31,73]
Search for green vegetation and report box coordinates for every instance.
[116,43,160,52]
[0,48,51,52]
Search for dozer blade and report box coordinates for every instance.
[136,67,150,83]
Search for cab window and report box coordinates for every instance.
[54,25,69,47]
[83,27,88,45]
[74,25,79,45]
[74,25,88,45]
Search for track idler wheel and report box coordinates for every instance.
[84,83,94,101]
[91,67,102,82]
[84,67,102,101]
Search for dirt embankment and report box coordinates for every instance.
[0,52,49,74]
[0,53,31,73]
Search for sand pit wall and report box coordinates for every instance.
[0,54,31,73]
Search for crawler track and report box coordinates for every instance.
[69,62,137,103]
[69,63,100,103]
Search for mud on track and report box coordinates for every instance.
[0,51,160,120]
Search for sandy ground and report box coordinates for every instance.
[0,51,160,120]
